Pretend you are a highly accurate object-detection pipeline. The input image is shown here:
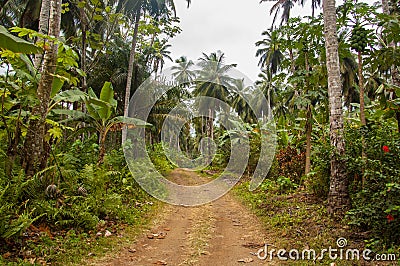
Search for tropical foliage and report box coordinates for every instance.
[0,0,399,264]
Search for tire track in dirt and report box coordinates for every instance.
[93,169,275,265]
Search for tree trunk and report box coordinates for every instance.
[304,52,312,176]
[358,51,366,126]
[323,0,351,216]
[80,3,88,95]
[98,129,107,165]
[122,9,141,144]
[381,0,400,133]
[80,2,88,140]
[23,0,62,177]
[381,0,390,14]
[34,0,50,70]
[305,105,312,175]
[358,51,367,186]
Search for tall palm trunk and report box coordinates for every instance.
[23,0,62,176]
[122,9,141,144]
[381,0,400,133]
[358,51,366,126]
[323,0,350,216]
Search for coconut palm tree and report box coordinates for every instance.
[171,56,195,86]
[231,78,257,124]
[260,0,321,27]
[256,29,284,75]
[122,0,191,143]
[323,0,350,215]
[194,51,237,138]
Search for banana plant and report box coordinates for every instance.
[52,82,150,164]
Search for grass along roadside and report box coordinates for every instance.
[0,200,162,266]
[232,180,399,265]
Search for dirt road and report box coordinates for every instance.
[95,169,273,265]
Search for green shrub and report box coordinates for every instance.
[346,122,400,247]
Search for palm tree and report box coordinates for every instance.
[193,51,236,160]
[122,0,191,143]
[149,39,173,74]
[255,29,284,75]
[323,0,350,215]
[260,0,321,27]
[171,56,195,86]
[194,51,237,136]
[231,79,257,124]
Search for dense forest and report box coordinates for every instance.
[0,0,399,264]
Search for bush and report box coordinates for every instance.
[307,139,331,199]
[274,146,305,185]
[346,122,400,247]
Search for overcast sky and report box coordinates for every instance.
[164,0,321,82]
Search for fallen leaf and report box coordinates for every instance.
[238,257,253,263]
[128,248,136,253]
[104,230,112,237]
[154,260,167,265]
[157,232,167,239]
[2,252,11,259]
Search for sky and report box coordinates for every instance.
[164,0,320,82]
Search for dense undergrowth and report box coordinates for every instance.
[228,119,400,264]
[0,136,174,265]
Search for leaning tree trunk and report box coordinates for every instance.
[122,9,141,144]
[23,0,62,177]
[323,0,351,216]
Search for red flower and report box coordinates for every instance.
[382,145,390,153]
[387,214,395,223]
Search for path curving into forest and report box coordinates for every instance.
[94,169,276,265]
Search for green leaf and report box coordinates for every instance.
[98,82,115,121]
[76,68,86,77]
[87,97,110,109]
[52,109,86,118]
[113,116,152,127]
[48,127,63,140]
[93,14,104,21]
[88,88,97,99]
[0,25,42,54]
[99,82,114,104]
[51,109,90,123]
[51,77,65,98]
[53,89,87,103]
